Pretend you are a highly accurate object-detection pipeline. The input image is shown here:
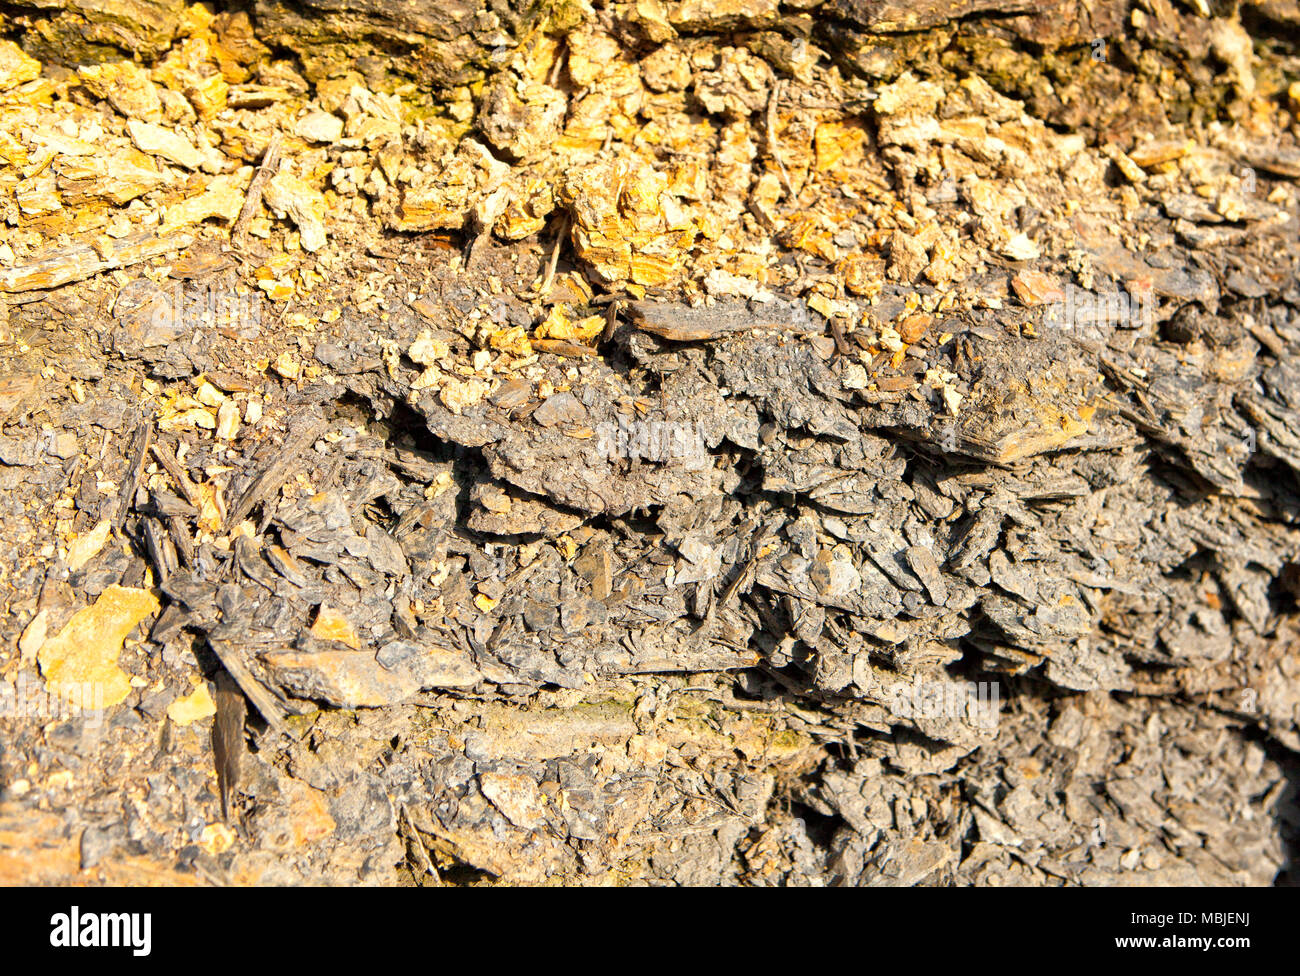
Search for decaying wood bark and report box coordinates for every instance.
[1,0,1299,886]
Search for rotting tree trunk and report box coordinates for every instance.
[2,0,1300,886]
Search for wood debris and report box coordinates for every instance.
[1,0,1299,889]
